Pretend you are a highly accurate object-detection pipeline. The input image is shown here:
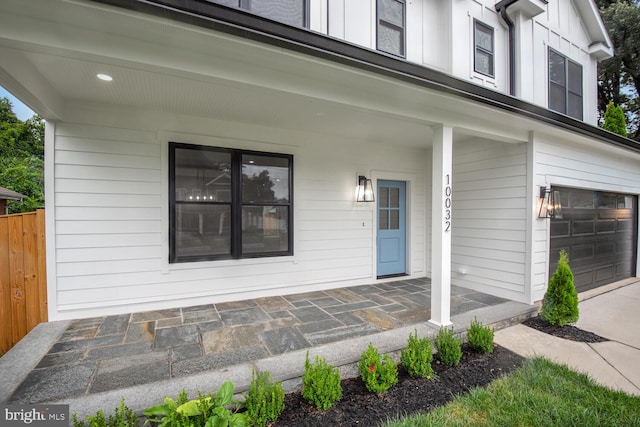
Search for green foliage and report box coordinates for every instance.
[541,250,579,326]
[467,318,494,354]
[245,369,285,426]
[358,343,398,394]
[602,101,628,136]
[400,329,434,379]
[435,327,463,366]
[302,352,342,410]
[73,399,139,427]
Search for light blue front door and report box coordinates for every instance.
[377,180,406,277]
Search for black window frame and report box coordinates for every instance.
[376,0,406,58]
[169,142,293,263]
[209,0,310,28]
[473,19,494,78]
[548,48,583,120]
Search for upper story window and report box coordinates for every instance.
[209,0,309,28]
[170,143,293,263]
[548,48,583,120]
[473,20,494,78]
[377,0,406,57]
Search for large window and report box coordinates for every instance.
[474,20,494,77]
[209,0,309,28]
[377,0,406,57]
[548,48,583,120]
[170,143,293,263]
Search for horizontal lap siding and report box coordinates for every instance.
[452,140,527,300]
[52,121,428,319]
[532,137,640,301]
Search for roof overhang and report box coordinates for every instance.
[0,186,26,201]
[573,0,614,60]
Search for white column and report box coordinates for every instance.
[430,125,453,327]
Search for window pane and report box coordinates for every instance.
[568,61,582,94]
[250,0,305,27]
[380,0,403,27]
[175,148,231,202]
[378,24,403,56]
[242,155,290,203]
[549,83,566,114]
[568,93,583,120]
[598,193,616,209]
[571,190,594,209]
[379,209,389,230]
[390,188,400,208]
[175,204,231,257]
[549,50,565,85]
[475,50,493,76]
[390,209,399,229]
[475,24,492,52]
[379,187,389,208]
[242,206,289,253]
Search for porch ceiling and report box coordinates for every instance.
[0,0,533,147]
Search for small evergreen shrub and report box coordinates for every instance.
[302,352,342,410]
[602,101,628,137]
[245,369,285,427]
[541,249,579,326]
[435,326,462,366]
[358,343,398,394]
[73,399,139,427]
[467,318,494,353]
[400,329,434,378]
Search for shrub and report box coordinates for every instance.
[400,329,434,378]
[302,352,342,410]
[602,101,627,137]
[541,250,579,326]
[358,343,398,394]
[435,326,462,366]
[245,369,285,426]
[73,399,139,427]
[467,318,494,353]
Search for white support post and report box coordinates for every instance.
[429,125,453,327]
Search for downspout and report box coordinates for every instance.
[496,0,517,96]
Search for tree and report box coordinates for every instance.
[0,96,44,213]
[540,250,579,326]
[602,101,628,136]
[597,1,640,141]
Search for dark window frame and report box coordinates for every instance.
[548,48,583,120]
[210,0,310,28]
[376,0,406,58]
[473,19,494,78]
[169,142,293,263]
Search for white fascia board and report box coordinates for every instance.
[589,41,614,61]
[510,0,548,18]
[572,0,614,53]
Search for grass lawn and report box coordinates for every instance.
[384,357,640,427]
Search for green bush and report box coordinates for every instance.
[358,343,398,394]
[435,327,462,366]
[602,101,627,137]
[73,399,139,427]
[302,352,342,410]
[400,329,434,378]
[467,318,494,353]
[245,369,285,427]
[541,250,579,326]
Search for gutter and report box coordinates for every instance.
[495,0,518,97]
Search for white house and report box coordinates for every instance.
[0,0,637,323]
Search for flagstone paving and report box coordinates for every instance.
[6,278,509,404]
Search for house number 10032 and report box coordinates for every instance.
[444,174,452,232]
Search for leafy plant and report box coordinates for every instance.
[358,343,398,394]
[302,352,342,410]
[435,326,462,366]
[400,329,434,378]
[602,101,628,137]
[541,250,579,326]
[245,369,285,426]
[73,399,139,427]
[467,318,494,353]
[143,390,191,427]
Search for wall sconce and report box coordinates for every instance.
[356,175,375,202]
[539,186,562,219]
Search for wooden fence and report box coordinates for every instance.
[0,209,47,355]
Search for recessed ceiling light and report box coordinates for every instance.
[96,73,113,82]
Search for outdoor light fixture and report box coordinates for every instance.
[538,186,561,219]
[356,175,375,202]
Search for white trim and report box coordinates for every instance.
[44,120,59,320]
[525,131,535,304]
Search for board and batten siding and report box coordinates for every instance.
[532,134,640,301]
[451,138,528,302]
[49,120,428,320]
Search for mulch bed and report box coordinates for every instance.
[522,316,609,343]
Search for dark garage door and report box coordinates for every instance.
[549,187,637,293]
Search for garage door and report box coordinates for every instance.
[549,187,637,293]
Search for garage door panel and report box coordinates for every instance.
[595,265,614,282]
[596,220,616,233]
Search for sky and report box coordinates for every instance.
[0,86,35,121]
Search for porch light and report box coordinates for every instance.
[356,175,375,202]
[538,186,562,219]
